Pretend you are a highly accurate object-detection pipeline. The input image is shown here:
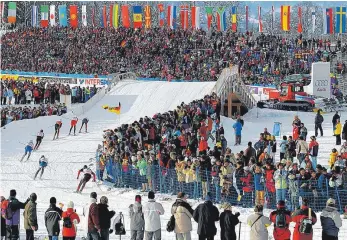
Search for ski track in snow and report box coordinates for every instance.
[1,80,346,239]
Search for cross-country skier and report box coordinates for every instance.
[34,155,48,180]
[79,117,89,133]
[20,140,34,162]
[53,119,62,140]
[75,165,96,193]
[34,129,44,150]
[69,117,78,135]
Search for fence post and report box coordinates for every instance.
[158,165,162,194]
[335,184,343,213]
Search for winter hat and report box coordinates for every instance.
[90,192,97,200]
[100,196,108,204]
[205,192,212,201]
[148,191,155,200]
[277,200,285,209]
[67,201,74,209]
[10,189,16,197]
[50,197,57,204]
[220,202,232,209]
[30,193,37,202]
[326,198,336,207]
[135,195,141,203]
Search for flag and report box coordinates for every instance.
[272,6,275,29]
[216,7,226,31]
[231,6,237,32]
[258,6,263,32]
[40,5,49,27]
[101,6,107,27]
[245,6,249,32]
[167,6,177,29]
[205,7,213,30]
[335,7,346,33]
[180,5,188,30]
[133,6,143,28]
[158,4,165,27]
[82,5,87,26]
[281,5,290,31]
[50,5,55,27]
[311,7,316,33]
[7,2,16,23]
[69,5,78,28]
[191,6,200,29]
[323,8,333,34]
[121,5,130,28]
[102,103,121,115]
[111,4,119,28]
[298,7,303,33]
[144,5,151,28]
[58,5,67,27]
[31,5,38,27]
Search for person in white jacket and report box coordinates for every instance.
[143,191,164,240]
[25,89,32,104]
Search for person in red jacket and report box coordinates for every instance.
[291,199,317,240]
[69,117,78,136]
[270,200,292,240]
[240,166,253,207]
[198,136,208,154]
[62,201,80,240]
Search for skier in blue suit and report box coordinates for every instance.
[34,155,48,180]
[20,140,34,162]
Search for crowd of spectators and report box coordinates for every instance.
[2,27,346,83]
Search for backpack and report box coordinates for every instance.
[1,200,14,220]
[275,211,287,228]
[166,215,175,232]
[299,208,313,234]
[63,213,73,228]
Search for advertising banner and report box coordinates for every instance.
[311,62,331,98]
[76,78,109,86]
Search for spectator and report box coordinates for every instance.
[247,205,271,240]
[291,198,317,240]
[44,197,63,240]
[274,163,288,203]
[269,200,292,240]
[87,192,101,240]
[143,191,164,240]
[334,118,342,145]
[24,193,38,240]
[232,119,243,146]
[320,198,342,240]
[171,192,194,240]
[314,109,324,137]
[0,196,6,239]
[219,202,240,240]
[308,136,319,170]
[129,195,145,240]
[98,196,115,240]
[62,201,80,240]
[193,192,219,240]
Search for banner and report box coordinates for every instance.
[298,7,303,33]
[311,62,331,98]
[167,5,177,29]
[121,5,130,28]
[335,7,346,33]
[144,5,151,28]
[50,5,55,27]
[180,5,188,30]
[258,6,263,32]
[273,122,281,137]
[0,74,19,80]
[31,5,38,27]
[245,6,249,32]
[82,5,87,26]
[8,2,16,23]
[58,5,67,27]
[191,6,200,29]
[281,5,290,31]
[216,7,226,31]
[231,6,237,32]
[69,5,78,28]
[40,5,49,27]
[158,4,165,27]
[311,7,316,33]
[133,6,143,28]
[205,7,213,30]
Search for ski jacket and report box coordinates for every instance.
[193,201,219,236]
[309,141,319,157]
[44,204,63,236]
[314,114,324,124]
[269,209,292,240]
[24,200,38,230]
[143,199,165,232]
[129,202,145,231]
[62,208,80,237]
[291,206,317,240]
[247,213,271,240]
[77,168,96,181]
[219,210,239,240]
[2,196,27,226]
[320,206,342,237]
[97,203,115,229]
[274,169,288,189]
[88,199,100,232]
[171,199,194,234]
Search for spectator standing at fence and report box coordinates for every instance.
[321,198,342,240]
[171,192,194,240]
[269,200,292,240]
[143,191,164,240]
[308,136,319,170]
[247,205,271,240]
[219,202,240,240]
[193,192,219,240]
[291,198,317,240]
[24,193,38,240]
[62,201,80,240]
[274,163,288,203]
[129,195,145,240]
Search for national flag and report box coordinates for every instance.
[323,8,333,34]
[144,5,151,28]
[69,5,78,28]
[133,6,143,28]
[311,7,316,33]
[335,7,346,33]
[7,2,16,23]
[258,6,263,32]
[281,5,291,31]
[272,6,275,29]
[205,6,213,30]
[50,5,55,27]
[0,2,4,24]
[245,6,249,32]
[298,7,303,33]
[216,7,226,31]
[121,5,130,28]
[180,5,189,30]
[111,4,119,28]
[102,103,121,115]
[167,6,177,29]
[58,5,67,27]
[82,5,87,26]
[40,5,49,27]
[31,5,38,27]
[101,6,107,27]
[158,4,165,27]
[191,6,200,29]
[231,6,237,32]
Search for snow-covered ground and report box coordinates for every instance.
[1,80,346,239]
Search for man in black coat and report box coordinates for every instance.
[193,192,219,240]
[332,111,340,129]
[98,196,115,240]
[44,197,63,240]
[314,110,324,137]
[219,203,240,240]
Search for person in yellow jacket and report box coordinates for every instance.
[329,148,338,169]
[334,118,342,145]
[183,160,195,197]
[176,158,186,192]
[219,161,233,187]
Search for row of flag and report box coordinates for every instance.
[2,2,347,34]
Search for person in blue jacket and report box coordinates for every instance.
[34,155,48,180]
[20,140,34,162]
[232,119,243,145]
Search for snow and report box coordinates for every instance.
[1,80,346,239]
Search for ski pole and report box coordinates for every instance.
[18,141,26,145]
